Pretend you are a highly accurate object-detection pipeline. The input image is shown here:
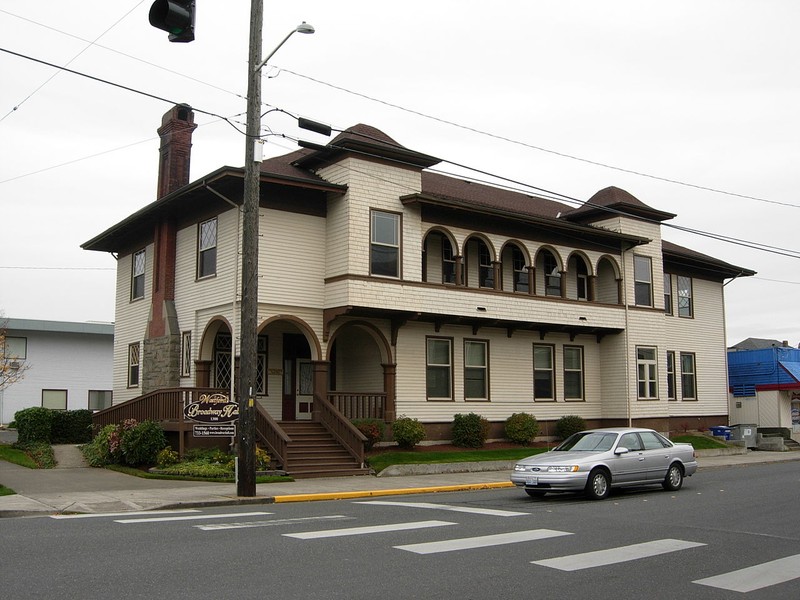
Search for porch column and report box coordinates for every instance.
[382,363,397,423]
[492,261,502,291]
[527,266,535,295]
[454,255,463,286]
[311,360,330,421]
[588,275,597,302]
[195,360,212,388]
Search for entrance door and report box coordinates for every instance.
[296,359,313,420]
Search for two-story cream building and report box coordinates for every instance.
[82,105,753,475]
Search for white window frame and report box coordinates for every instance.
[664,273,673,315]
[426,337,453,400]
[666,350,676,400]
[680,352,697,400]
[464,339,489,401]
[198,217,218,279]
[180,331,192,377]
[563,346,584,401]
[637,346,658,399]
[677,276,693,318]
[370,210,400,278]
[533,344,555,401]
[131,248,145,300]
[633,255,653,307]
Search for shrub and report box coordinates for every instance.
[81,424,120,467]
[156,447,179,468]
[255,446,271,471]
[555,415,587,440]
[451,413,490,448]
[352,419,385,450]
[392,416,426,449]
[51,410,94,444]
[120,420,167,467]
[14,407,54,444]
[505,412,539,445]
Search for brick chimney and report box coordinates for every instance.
[143,104,196,393]
[156,103,197,199]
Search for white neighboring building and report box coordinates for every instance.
[0,318,114,425]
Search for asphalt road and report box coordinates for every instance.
[3,460,799,599]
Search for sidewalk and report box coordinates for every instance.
[2,443,799,518]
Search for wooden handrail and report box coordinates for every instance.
[254,403,291,470]
[92,388,227,430]
[316,392,367,467]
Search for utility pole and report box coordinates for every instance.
[237,0,264,497]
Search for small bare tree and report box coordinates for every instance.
[0,316,30,392]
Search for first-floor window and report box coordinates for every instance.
[464,340,488,400]
[128,343,140,387]
[181,331,192,377]
[533,344,555,400]
[42,389,67,411]
[680,352,697,400]
[563,346,584,400]
[666,351,676,400]
[88,390,112,411]
[426,337,452,400]
[637,346,658,399]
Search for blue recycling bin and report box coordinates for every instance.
[709,426,731,440]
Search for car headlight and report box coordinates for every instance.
[513,464,527,472]
[546,465,579,473]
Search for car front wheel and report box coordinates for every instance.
[585,469,611,500]
[662,463,684,491]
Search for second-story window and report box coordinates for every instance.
[543,252,561,297]
[198,217,217,278]
[442,237,456,284]
[512,246,528,293]
[576,258,589,301]
[664,273,673,315]
[677,276,693,318]
[633,255,652,307]
[478,243,493,288]
[370,210,400,277]
[131,249,145,300]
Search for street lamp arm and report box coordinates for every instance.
[255,22,315,73]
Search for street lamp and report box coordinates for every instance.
[238,3,315,497]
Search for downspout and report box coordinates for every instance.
[205,183,242,402]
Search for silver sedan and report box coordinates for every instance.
[510,427,698,500]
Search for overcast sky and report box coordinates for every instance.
[1,1,798,347]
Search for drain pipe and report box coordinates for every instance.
[204,183,242,403]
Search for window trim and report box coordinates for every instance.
[533,343,556,401]
[370,209,401,278]
[127,342,140,388]
[42,389,67,411]
[636,346,658,400]
[677,275,693,318]
[680,352,697,400]
[478,242,494,289]
[664,273,673,316]
[511,246,529,293]
[131,248,146,301]
[2,336,27,360]
[426,336,453,401]
[633,255,653,307]
[563,345,585,401]
[198,217,218,279]
[464,339,489,401]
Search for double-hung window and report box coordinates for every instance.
[426,338,452,400]
[442,237,456,284]
[543,252,561,297]
[464,340,488,400]
[637,346,658,399]
[678,276,693,318]
[512,246,528,293]
[680,352,697,400]
[634,255,652,306]
[664,273,673,315]
[533,344,555,400]
[370,210,400,277]
[563,346,584,400]
[198,217,217,278]
[478,243,494,289]
[128,343,140,387]
[131,249,145,300]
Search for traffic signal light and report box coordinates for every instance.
[149,0,195,43]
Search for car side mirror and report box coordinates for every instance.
[614,447,629,455]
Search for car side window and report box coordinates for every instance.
[640,431,669,450]
[619,433,643,451]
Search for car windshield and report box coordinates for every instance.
[554,432,617,452]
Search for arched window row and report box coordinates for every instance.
[421,228,622,304]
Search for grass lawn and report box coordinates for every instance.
[0,484,16,496]
[106,464,294,484]
[671,434,730,450]
[367,447,547,474]
[0,444,39,469]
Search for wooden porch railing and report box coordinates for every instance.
[92,388,226,430]
[254,403,290,470]
[328,392,386,421]
[315,392,367,467]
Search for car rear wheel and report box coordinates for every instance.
[525,489,547,499]
[585,469,611,500]
[662,463,684,491]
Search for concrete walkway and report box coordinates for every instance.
[2,441,799,517]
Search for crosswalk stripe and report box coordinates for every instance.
[50,509,200,519]
[356,500,529,517]
[693,554,800,592]
[532,539,705,571]
[114,511,272,524]
[196,515,350,531]
[283,520,456,539]
[395,529,572,555]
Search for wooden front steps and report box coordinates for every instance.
[278,421,372,478]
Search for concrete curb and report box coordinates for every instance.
[378,460,517,477]
[272,481,515,503]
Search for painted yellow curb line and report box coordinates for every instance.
[273,481,515,503]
